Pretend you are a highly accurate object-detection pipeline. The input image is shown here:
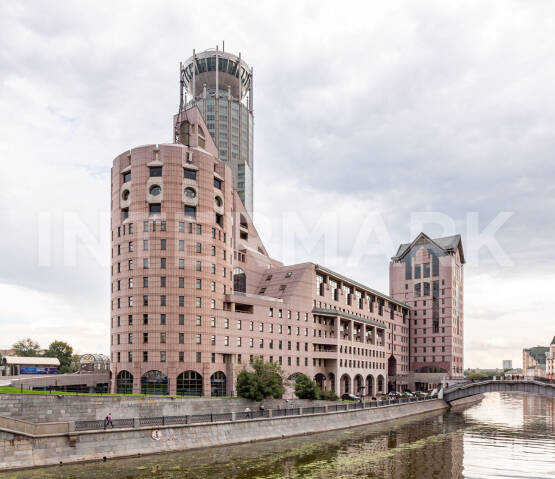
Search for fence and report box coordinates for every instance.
[73,395,437,431]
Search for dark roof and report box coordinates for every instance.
[393,233,465,264]
[524,346,549,364]
[551,336,555,345]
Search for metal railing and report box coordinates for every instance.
[72,395,438,432]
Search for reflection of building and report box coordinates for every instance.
[177,45,254,215]
[389,233,465,391]
[79,354,110,373]
[503,360,512,370]
[1,356,59,376]
[523,344,549,378]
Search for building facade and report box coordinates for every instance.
[389,233,465,390]
[523,340,554,379]
[177,46,254,215]
[502,360,513,370]
[547,337,555,380]
[110,59,464,396]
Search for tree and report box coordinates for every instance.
[44,341,74,373]
[236,357,285,401]
[466,372,488,380]
[13,338,41,357]
[294,373,321,400]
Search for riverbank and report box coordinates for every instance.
[0,399,447,470]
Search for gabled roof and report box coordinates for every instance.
[524,346,549,364]
[392,232,465,264]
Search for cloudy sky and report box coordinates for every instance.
[1,1,554,368]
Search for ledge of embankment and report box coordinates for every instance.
[0,399,447,471]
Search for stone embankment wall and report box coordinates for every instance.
[0,399,447,471]
[0,395,331,422]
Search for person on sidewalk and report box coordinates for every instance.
[244,407,251,419]
[104,412,114,429]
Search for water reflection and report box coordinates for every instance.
[2,393,554,479]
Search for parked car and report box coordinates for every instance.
[341,393,360,401]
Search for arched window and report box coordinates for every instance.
[116,370,133,394]
[377,375,385,393]
[233,267,246,293]
[176,371,203,397]
[141,370,168,395]
[210,371,227,397]
[366,375,375,397]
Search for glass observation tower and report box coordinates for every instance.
[177,44,254,215]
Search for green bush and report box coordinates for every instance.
[294,374,321,400]
[236,357,285,401]
[319,389,339,401]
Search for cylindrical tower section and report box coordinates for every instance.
[179,47,254,215]
[110,142,234,396]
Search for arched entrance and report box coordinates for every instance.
[328,372,335,392]
[116,370,133,394]
[210,371,227,397]
[366,374,374,397]
[176,370,203,397]
[340,374,351,395]
[354,374,363,396]
[314,373,326,390]
[141,370,168,395]
[377,374,385,394]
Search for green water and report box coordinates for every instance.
[2,393,554,478]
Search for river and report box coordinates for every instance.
[2,392,554,478]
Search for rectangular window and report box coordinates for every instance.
[196,315,201,326]
[179,277,184,288]
[214,177,222,189]
[161,239,166,250]
[414,264,421,279]
[161,221,166,232]
[211,317,216,327]
[179,240,184,251]
[423,263,430,278]
[179,352,184,362]
[161,276,166,287]
[149,166,162,177]
[143,277,148,288]
[128,296,133,307]
[184,168,197,180]
[143,351,148,362]
[196,279,201,289]
[149,203,161,213]
[143,332,148,343]
[160,295,166,306]
[143,258,148,269]
[179,296,184,307]
[160,332,166,344]
[196,261,202,271]
[196,352,201,363]
[196,334,201,344]
[143,221,148,232]
[143,295,148,306]
[128,260,134,270]
[123,172,131,183]
[128,278,133,289]
[161,258,166,269]
[224,336,229,346]
[179,332,184,344]
[179,258,185,269]
[196,224,202,235]
[128,241,134,252]
[143,313,148,325]
[179,221,185,233]
[185,206,196,217]
[196,297,201,307]
[160,314,166,325]
[143,240,148,251]
[179,314,184,325]
[210,281,215,292]
[224,318,229,329]
[160,351,166,362]
[196,242,202,253]
[237,337,242,347]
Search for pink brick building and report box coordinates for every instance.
[110,61,464,396]
[389,233,465,390]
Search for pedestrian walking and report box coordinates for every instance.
[244,407,251,419]
[104,412,114,429]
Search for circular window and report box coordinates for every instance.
[184,187,196,198]
[122,190,130,201]
[149,185,161,196]
[214,196,223,207]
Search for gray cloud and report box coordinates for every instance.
[0,0,553,366]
